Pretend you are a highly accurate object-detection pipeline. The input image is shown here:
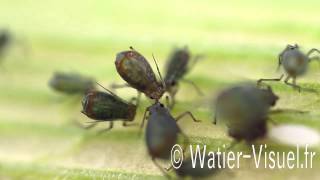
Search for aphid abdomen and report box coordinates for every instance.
[82,92,131,121]
[115,51,158,91]
[164,49,190,85]
[49,72,95,94]
[282,50,309,76]
[228,119,267,142]
[146,106,179,159]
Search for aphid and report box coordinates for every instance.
[174,154,224,178]
[49,72,95,95]
[164,46,203,109]
[214,83,278,142]
[141,102,200,177]
[81,83,138,132]
[258,44,320,91]
[0,29,12,61]
[115,47,165,101]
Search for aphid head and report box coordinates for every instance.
[127,104,137,121]
[81,92,95,117]
[286,44,299,51]
[148,102,166,114]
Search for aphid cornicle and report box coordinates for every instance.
[164,46,203,109]
[49,72,96,95]
[258,44,320,91]
[140,102,200,177]
[174,154,224,178]
[214,84,278,142]
[81,85,138,131]
[115,47,165,101]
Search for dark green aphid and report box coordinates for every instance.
[49,72,95,95]
[81,83,138,132]
[164,46,203,109]
[258,44,320,92]
[140,102,200,178]
[214,83,278,142]
[115,47,165,101]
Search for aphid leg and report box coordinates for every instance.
[257,74,284,85]
[135,91,141,107]
[306,48,320,57]
[97,122,114,134]
[151,157,171,179]
[122,121,137,127]
[83,122,99,129]
[189,54,204,70]
[73,120,98,130]
[270,108,308,114]
[284,76,301,92]
[175,111,201,122]
[110,83,131,92]
[213,112,217,125]
[181,79,204,96]
[277,53,283,71]
[138,108,149,136]
[165,95,171,108]
[128,92,141,107]
[309,56,320,62]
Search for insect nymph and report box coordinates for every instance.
[115,47,165,101]
[81,83,138,132]
[49,72,95,95]
[214,84,278,142]
[258,44,320,91]
[164,46,203,109]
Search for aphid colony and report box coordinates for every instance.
[48,44,319,179]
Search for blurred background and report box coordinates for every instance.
[0,0,320,179]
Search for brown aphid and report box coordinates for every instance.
[115,47,165,101]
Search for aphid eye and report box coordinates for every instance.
[159,103,164,107]
[171,81,176,86]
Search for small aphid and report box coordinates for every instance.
[115,47,165,101]
[258,44,320,91]
[141,102,200,177]
[49,72,95,95]
[214,83,278,142]
[174,154,224,178]
[164,46,203,109]
[81,84,138,132]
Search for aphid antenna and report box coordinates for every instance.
[152,54,166,90]
[96,82,128,102]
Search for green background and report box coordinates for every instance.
[0,0,319,179]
